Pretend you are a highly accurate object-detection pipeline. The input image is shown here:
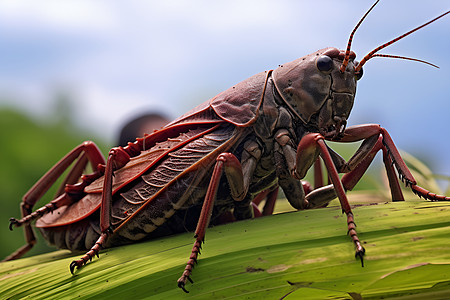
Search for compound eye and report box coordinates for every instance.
[316,55,333,74]
[354,61,363,80]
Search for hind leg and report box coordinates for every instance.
[4,142,105,261]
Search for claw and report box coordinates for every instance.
[355,247,366,267]
[179,285,189,293]
[177,274,194,293]
[69,261,77,275]
[9,218,19,231]
[69,261,79,275]
[178,278,190,293]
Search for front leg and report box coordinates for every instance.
[335,124,450,201]
[274,129,309,209]
[275,129,336,209]
[295,133,365,264]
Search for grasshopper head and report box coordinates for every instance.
[272,47,361,139]
[272,0,448,139]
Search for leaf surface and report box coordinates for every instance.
[1,200,450,299]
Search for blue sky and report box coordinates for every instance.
[0,0,449,180]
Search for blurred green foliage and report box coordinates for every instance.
[0,107,108,260]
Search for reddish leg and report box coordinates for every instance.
[313,159,325,189]
[296,133,365,264]
[382,147,404,201]
[69,137,168,273]
[69,147,131,274]
[251,186,279,216]
[4,142,105,261]
[294,125,450,266]
[177,153,246,293]
[338,134,404,201]
[261,186,279,216]
[337,124,449,201]
[251,188,271,207]
[54,152,89,198]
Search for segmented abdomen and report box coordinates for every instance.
[108,124,240,246]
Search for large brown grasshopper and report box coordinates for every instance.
[5,1,449,292]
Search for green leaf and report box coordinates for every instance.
[362,263,450,299]
[1,200,450,299]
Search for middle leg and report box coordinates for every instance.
[177,152,255,292]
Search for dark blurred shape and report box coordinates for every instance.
[118,112,169,147]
